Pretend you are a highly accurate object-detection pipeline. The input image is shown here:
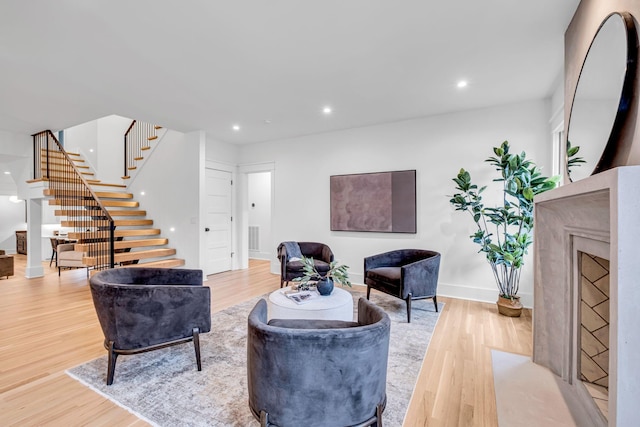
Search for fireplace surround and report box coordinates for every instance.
[533,167,640,426]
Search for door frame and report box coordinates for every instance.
[238,162,275,272]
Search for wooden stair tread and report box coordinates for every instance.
[147,135,158,141]
[44,189,133,199]
[74,238,168,252]
[61,219,153,227]
[121,176,131,180]
[83,248,177,265]
[54,209,146,217]
[49,199,139,208]
[68,229,161,239]
[40,160,89,172]
[141,146,151,151]
[89,182,127,188]
[133,156,144,161]
[40,148,81,157]
[119,258,185,269]
[39,177,101,184]
[154,125,162,130]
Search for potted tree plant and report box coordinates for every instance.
[294,256,352,296]
[449,140,558,316]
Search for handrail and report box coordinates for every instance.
[32,130,115,271]
[123,119,137,178]
[123,120,159,179]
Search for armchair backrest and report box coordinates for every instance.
[277,241,334,263]
[247,297,389,426]
[89,268,211,350]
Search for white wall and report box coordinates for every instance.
[248,171,272,260]
[97,115,132,184]
[0,196,26,253]
[127,129,202,269]
[63,120,98,169]
[238,99,553,306]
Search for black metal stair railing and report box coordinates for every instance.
[123,120,160,179]
[32,130,115,271]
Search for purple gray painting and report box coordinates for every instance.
[330,170,416,233]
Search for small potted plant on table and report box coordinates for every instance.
[294,256,352,295]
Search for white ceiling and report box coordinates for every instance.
[0,0,580,145]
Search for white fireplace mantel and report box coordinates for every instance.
[533,166,640,426]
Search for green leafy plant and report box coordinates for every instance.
[449,140,558,298]
[566,140,585,179]
[293,256,352,288]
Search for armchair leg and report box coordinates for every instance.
[367,285,371,300]
[406,293,412,323]
[106,341,118,385]
[433,295,438,312]
[193,327,202,371]
[376,402,384,427]
[260,410,270,427]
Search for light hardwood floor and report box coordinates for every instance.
[0,255,532,426]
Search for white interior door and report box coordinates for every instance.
[205,168,232,275]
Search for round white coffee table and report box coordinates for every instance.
[268,286,354,321]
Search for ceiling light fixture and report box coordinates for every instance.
[232,124,241,131]
[4,171,10,175]
[322,106,332,115]
[457,80,468,88]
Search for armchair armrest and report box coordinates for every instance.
[321,245,334,263]
[401,253,441,298]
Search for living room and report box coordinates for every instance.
[2,0,638,425]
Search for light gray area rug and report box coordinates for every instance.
[67,290,442,427]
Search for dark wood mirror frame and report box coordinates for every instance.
[567,12,639,181]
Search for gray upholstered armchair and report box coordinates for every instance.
[364,249,441,323]
[247,297,390,427]
[277,241,334,288]
[89,268,211,385]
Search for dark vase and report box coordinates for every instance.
[316,277,334,296]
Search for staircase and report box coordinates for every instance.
[33,130,184,272]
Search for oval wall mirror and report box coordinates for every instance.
[566,12,638,182]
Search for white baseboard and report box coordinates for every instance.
[438,281,533,309]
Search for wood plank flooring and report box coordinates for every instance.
[0,255,532,426]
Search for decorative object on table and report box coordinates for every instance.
[277,241,334,288]
[364,249,441,323]
[330,170,417,233]
[449,140,558,317]
[247,297,390,427]
[566,140,585,182]
[293,255,351,296]
[89,267,211,385]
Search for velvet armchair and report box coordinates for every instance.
[277,241,334,288]
[89,267,211,385]
[364,249,441,323]
[247,297,390,427]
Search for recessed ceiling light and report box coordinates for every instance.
[140,191,145,196]
[89,149,94,153]
[4,171,10,175]
[232,124,241,131]
[457,80,468,88]
[264,120,272,125]
[322,106,332,115]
